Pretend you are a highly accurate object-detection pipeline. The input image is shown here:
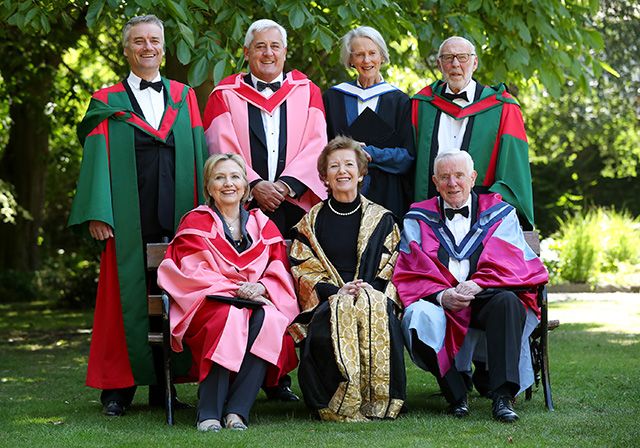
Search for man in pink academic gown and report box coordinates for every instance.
[203,18,327,240]
[392,151,548,423]
[203,19,327,401]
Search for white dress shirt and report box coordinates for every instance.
[437,79,476,153]
[436,195,472,305]
[127,72,164,130]
[356,77,383,115]
[251,73,284,182]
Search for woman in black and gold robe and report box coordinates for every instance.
[288,136,406,422]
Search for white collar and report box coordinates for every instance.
[444,79,476,100]
[331,80,398,102]
[128,71,162,90]
[250,72,284,89]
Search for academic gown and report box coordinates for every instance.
[323,81,415,219]
[157,206,300,385]
[412,80,534,228]
[203,70,328,214]
[68,79,207,389]
[392,193,548,391]
[288,197,406,421]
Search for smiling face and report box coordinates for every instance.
[244,27,287,82]
[436,38,478,93]
[349,37,382,87]
[432,155,477,209]
[123,22,164,80]
[325,148,363,202]
[207,159,247,209]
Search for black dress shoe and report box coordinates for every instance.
[447,397,470,418]
[103,400,125,417]
[264,385,299,402]
[492,396,519,423]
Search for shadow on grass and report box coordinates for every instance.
[1,301,639,447]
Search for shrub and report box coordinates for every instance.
[546,207,640,285]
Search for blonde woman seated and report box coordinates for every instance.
[157,154,299,432]
[288,136,406,422]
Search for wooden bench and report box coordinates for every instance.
[523,230,559,411]
[146,231,558,425]
[146,242,175,425]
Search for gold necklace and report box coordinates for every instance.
[327,198,361,216]
[222,216,240,232]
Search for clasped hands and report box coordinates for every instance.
[337,279,373,297]
[441,280,483,312]
[236,281,272,307]
[252,180,290,213]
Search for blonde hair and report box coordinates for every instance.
[203,154,250,206]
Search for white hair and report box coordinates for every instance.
[433,150,475,175]
[244,19,287,48]
[340,26,390,69]
[437,36,476,58]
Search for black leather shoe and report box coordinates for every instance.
[264,385,299,402]
[103,400,125,417]
[447,397,469,418]
[492,396,519,423]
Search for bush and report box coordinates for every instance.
[544,207,640,285]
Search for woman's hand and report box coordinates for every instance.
[337,279,368,296]
[236,281,266,299]
[250,295,273,307]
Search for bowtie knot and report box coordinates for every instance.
[256,80,281,92]
[442,91,468,102]
[140,79,163,92]
[445,206,469,220]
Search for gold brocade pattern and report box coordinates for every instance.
[327,288,399,419]
[288,197,404,420]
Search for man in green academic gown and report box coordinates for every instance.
[412,36,534,229]
[68,15,207,416]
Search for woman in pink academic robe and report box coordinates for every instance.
[158,154,299,432]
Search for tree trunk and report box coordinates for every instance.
[0,76,53,271]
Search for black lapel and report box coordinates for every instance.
[244,74,269,180]
[459,80,483,152]
[275,101,287,178]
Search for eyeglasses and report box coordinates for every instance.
[439,53,475,63]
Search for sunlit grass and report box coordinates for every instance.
[0,296,638,447]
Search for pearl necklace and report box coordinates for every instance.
[327,198,361,216]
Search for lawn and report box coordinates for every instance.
[1,294,638,448]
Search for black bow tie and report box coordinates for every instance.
[445,206,469,220]
[442,91,468,102]
[140,79,163,92]
[256,80,281,92]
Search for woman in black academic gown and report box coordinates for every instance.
[323,26,415,219]
[288,136,406,422]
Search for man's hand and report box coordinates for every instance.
[455,280,483,297]
[252,181,285,212]
[441,287,474,312]
[89,220,114,240]
[236,281,266,299]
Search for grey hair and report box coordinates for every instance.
[437,36,476,58]
[340,26,389,69]
[433,150,475,176]
[244,19,287,48]
[122,15,164,49]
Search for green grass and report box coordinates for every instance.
[1,297,639,448]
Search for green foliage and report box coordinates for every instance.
[546,208,640,284]
[527,0,640,236]
[0,179,31,224]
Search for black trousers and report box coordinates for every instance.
[197,308,267,423]
[415,289,526,404]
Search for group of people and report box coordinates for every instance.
[68,14,548,432]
